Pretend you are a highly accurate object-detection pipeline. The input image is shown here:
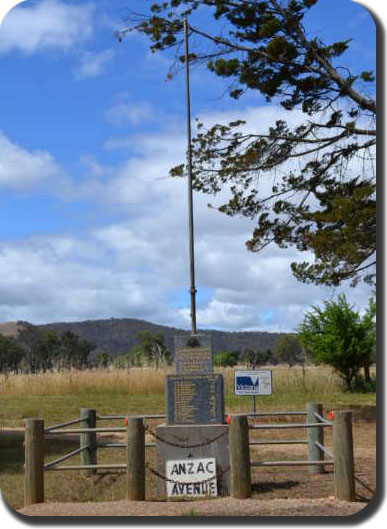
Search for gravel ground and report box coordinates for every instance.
[19,497,368,517]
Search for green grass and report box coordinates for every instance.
[0,365,376,428]
[1,394,165,429]
[1,391,376,431]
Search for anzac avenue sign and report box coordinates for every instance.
[166,458,217,497]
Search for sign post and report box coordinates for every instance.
[252,364,256,414]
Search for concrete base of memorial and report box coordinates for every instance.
[154,423,230,497]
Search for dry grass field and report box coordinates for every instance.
[0,365,376,516]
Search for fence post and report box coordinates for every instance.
[229,414,251,499]
[80,408,97,475]
[307,403,324,474]
[333,410,355,501]
[126,416,145,501]
[24,418,44,506]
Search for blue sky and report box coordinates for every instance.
[0,0,376,331]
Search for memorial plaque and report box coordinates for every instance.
[175,347,213,374]
[166,374,224,425]
[174,334,213,374]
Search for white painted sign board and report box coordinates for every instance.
[166,457,217,497]
[234,370,273,395]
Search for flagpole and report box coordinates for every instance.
[184,16,197,335]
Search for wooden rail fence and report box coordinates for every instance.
[23,403,358,506]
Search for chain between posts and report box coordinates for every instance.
[146,463,230,485]
[146,427,228,449]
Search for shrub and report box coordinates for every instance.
[213,351,238,367]
[350,374,376,393]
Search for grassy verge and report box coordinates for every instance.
[0,365,376,428]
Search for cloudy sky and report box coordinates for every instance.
[0,0,376,332]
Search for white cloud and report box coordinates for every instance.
[0,131,67,191]
[105,102,154,127]
[0,221,371,331]
[0,104,374,330]
[73,48,115,80]
[0,0,94,55]
[0,234,185,325]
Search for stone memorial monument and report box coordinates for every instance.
[155,334,230,497]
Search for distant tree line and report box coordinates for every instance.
[0,326,174,375]
[213,348,278,368]
[0,324,95,374]
[1,294,375,394]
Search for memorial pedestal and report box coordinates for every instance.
[155,424,230,496]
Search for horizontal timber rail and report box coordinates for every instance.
[247,411,307,417]
[98,442,156,448]
[45,464,127,472]
[250,439,307,445]
[251,460,334,467]
[45,427,126,434]
[97,414,165,420]
[249,422,331,429]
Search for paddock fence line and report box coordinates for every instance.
[23,403,371,506]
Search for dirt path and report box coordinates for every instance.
[19,497,368,517]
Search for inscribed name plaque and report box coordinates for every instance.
[166,457,217,497]
[174,335,213,374]
[175,347,213,374]
[166,374,224,425]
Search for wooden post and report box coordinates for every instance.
[307,403,324,474]
[333,411,355,501]
[126,416,145,501]
[229,414,251,499]
[24,419,44,506]
[80,408,97,475]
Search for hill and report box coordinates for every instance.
[0,321,25,338]
[3,318,286,356]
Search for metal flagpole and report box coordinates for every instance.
[184,17,197,335]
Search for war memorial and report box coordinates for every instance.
[155,334,230,497]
